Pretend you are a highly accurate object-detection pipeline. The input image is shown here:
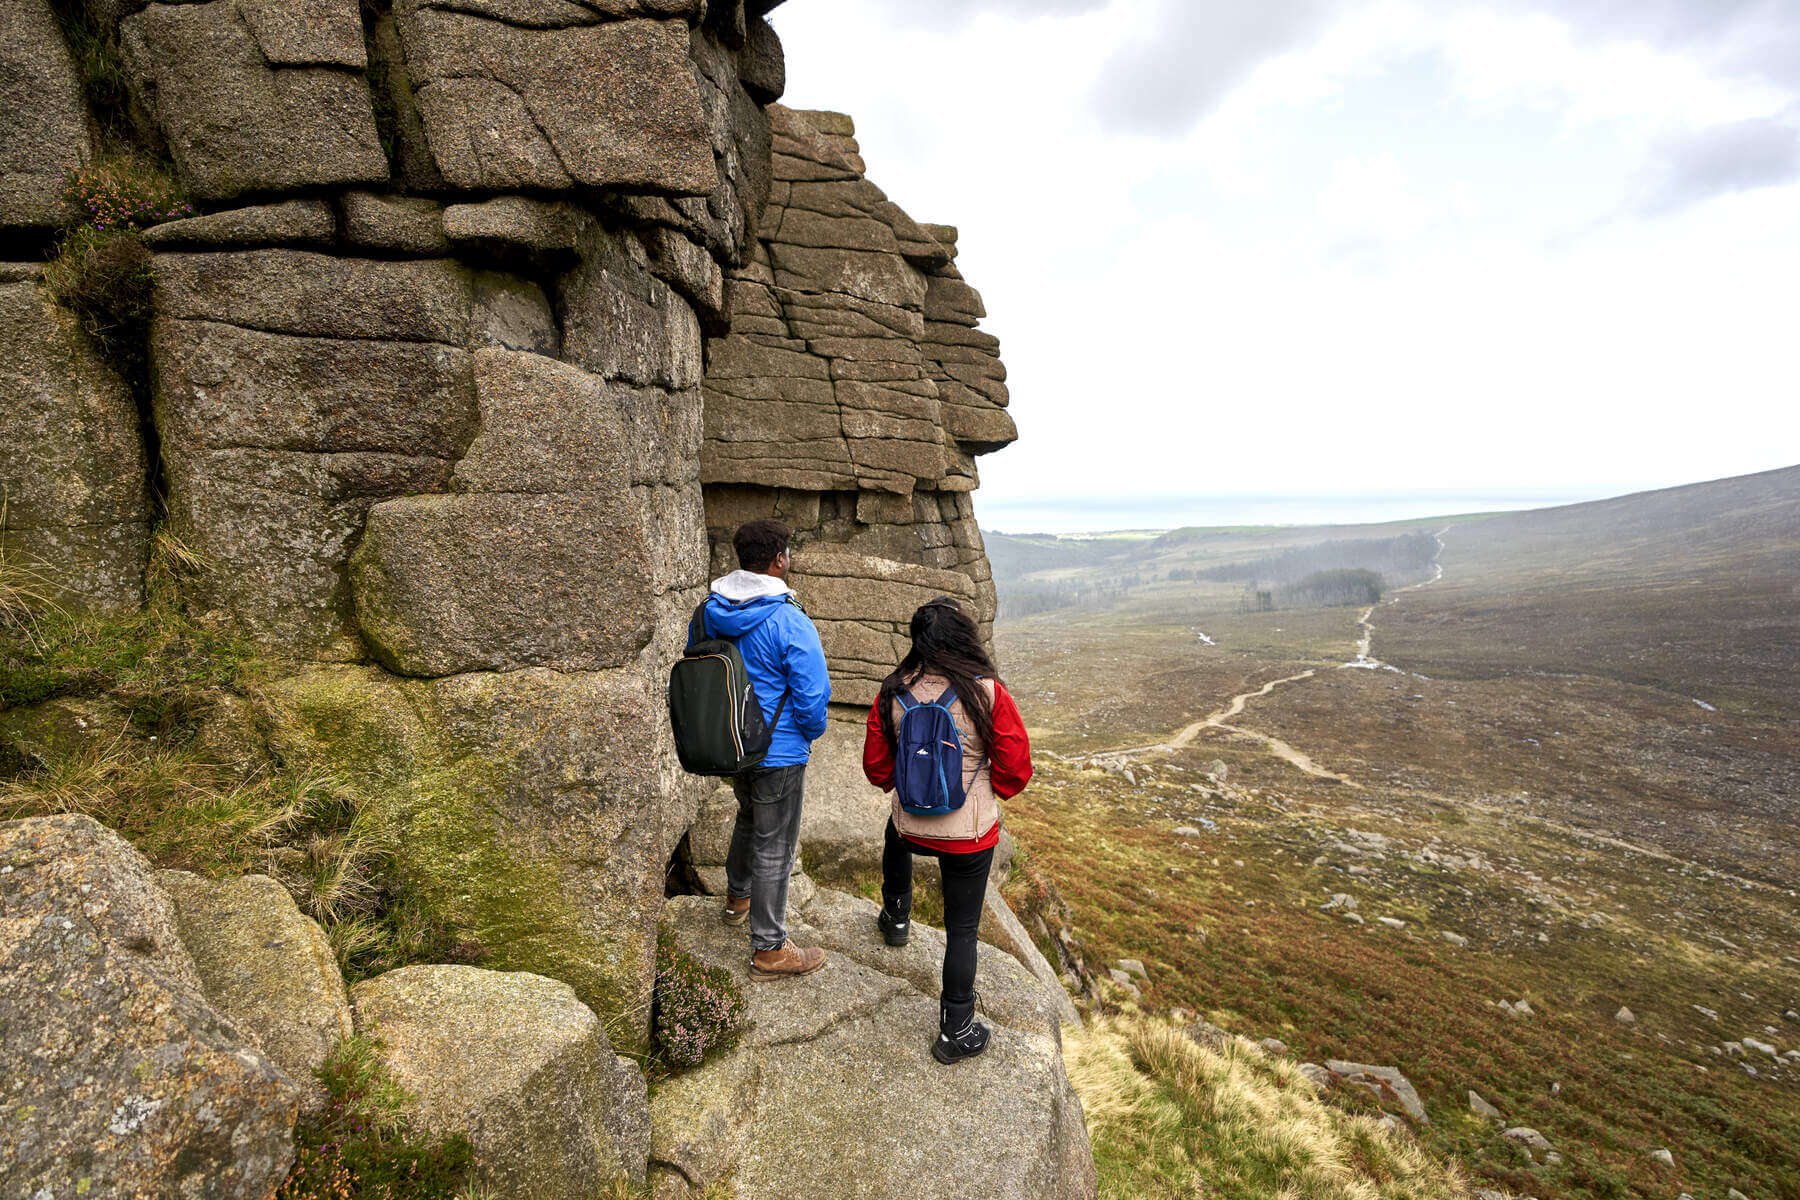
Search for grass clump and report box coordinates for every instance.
[651,926,746,1071]
[279,1036,477,1200]
[1065,1014,1466,1200]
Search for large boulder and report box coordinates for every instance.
[120,0,387,200]
[154,870,353,1110]
[352,964,651,1195]
[0,282,151,611]
[394,6,715,194]
[0,815,299,1197]
[0,0,94,229]
[650,893,1095,1200]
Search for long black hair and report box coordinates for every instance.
[877,597,999,751]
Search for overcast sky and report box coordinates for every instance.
[771,0,1800,524]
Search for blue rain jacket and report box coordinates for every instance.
[693,575,830,768]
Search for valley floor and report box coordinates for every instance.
[996,523,1800,1199]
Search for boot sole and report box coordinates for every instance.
[721,910,750,926]
[932,1040,989,1065]
[749,957,826,981]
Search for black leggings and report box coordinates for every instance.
[881,818,995,1005]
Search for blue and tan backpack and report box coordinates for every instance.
[892,685,981,816]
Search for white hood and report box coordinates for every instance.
[709,569,794,602]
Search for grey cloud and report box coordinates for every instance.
[1090,0,1347,134]
[1637,111,1800,216]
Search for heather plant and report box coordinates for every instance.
[652,926,747,1069]
[279,1036,477,1200]
[62,158,192,234]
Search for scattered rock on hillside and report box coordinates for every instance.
[1325,1060,1429,1124]
[649,893,1097,1200]
[1259,1037,1289,1056]
[155,870,353,1112]
[1117,958,1148,981]
[1321,893,1359,911]
[1377,916,1407,929]
[0,815,299,1198]
[1615,1006,1636,1023]
[352,964,651,1195]
[1469,1090,1502,1119]
[1443,931,1470,947]
[1297,1062,1332,1093]
[1652,1148,1675,1166]
[1502,1126,1554,1151]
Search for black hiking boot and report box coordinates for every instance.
[932,995,991,1065]
[878,893,911,947]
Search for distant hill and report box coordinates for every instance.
[1379,463,1800,714]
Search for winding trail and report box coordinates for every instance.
[1077,527,1450,784]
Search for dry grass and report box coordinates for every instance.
[1066,1013,1468,1199]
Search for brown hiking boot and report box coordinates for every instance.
[749,941,826,980]
[722,896,750,927]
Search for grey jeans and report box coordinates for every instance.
[724,764,806,952]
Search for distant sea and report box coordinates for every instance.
[980,490,1619,536]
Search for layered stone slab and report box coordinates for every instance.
[120,0,387,200]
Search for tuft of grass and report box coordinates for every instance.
[1065,1013,1467,1200]
[651,926,747,1072]
[279,1035,477,1200]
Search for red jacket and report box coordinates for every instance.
[863,679,1032,853]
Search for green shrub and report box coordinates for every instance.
[652,927,746,1070]
[279,1036,477,1200]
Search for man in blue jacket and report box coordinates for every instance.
[697,519,832,979]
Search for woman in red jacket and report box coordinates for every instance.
[862,596,1033,1064]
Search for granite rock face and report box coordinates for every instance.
[0,815,300,1198]
[352,964,651,1196]
[0,280,151,611]
[120,0,388,200]
[0,0,94,229]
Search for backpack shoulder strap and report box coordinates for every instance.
[687,600,711,645]
[896,687,919,712]
[935,685,959,711]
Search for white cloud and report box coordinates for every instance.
[771,0,1800,520]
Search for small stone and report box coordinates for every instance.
[1116,958,1149,981]
[1728,1191,1751,1200]
[1172,825,1203,837]
[1296,1062,1331,1093]
[1743,1037,1778,1057]
[1652,1148,1675,1166]
[1321,893,1358,911]
[1442,931,1469,947]
[1258,1037,1289,1056]
[1545,1151,1563,1165]
[1469,1090,1501,1119]
[1342,912,1365,924]
[1376,917,1406,929]
[1615,1006,1636,1023]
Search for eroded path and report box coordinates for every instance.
[1079,528,1450,784]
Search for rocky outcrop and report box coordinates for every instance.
[352,964,651,1195]
[0,815,300,1198]
[2,0,1091,1192]
[155,869,354,1112]
[651,894,1095,1200]
[701,107,1012,708]
[0,278,151,611]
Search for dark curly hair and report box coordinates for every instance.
[876,597,998,750]
[733,519,790,572]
